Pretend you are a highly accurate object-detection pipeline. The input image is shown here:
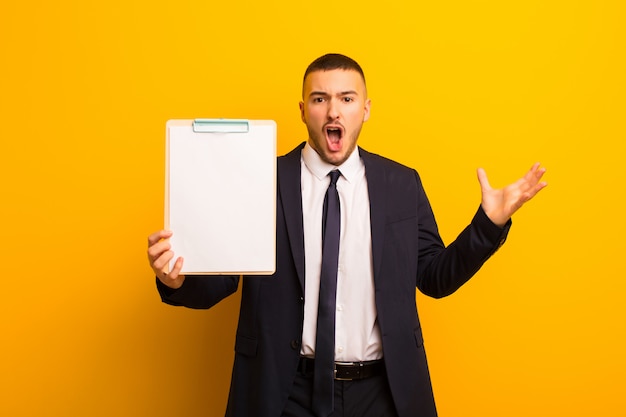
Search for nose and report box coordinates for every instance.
[327,98,339,120]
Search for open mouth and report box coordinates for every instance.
[325,125,344,151]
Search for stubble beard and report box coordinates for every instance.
[307,125,363,167]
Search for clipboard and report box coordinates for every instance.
[165,119,277,275]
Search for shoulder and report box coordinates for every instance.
[278,142,306,161]
[359,147,421,179]
[276,142,305,173]
[277,142,305,166]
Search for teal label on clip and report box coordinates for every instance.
[193,119,250,133]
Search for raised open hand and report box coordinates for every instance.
[478,163,548,227]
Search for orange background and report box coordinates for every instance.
[1,1,625,416]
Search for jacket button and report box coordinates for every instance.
[290,340,300,350]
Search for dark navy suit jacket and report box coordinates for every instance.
[158,143,510,417]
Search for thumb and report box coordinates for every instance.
[476,168,492,192]
[169,257,185,279]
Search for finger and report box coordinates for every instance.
[476,168,492,191]
[152,250,175,273]
[168,257,185,279]
[147,240,171,263]
[518,175,548,203]
[147,230,173,247]
[527,180,549,198]
[534,166,547,182]
[525,163,547,186]
[160,258,185,290]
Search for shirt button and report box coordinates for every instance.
[337,305,343,312]
[337,346,344,353]
[290,340,300,350]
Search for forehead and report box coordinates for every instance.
[303,69,366,95]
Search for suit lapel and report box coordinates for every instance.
[359,148,387,281]
[279,144,387,291]
[278,143,306,291]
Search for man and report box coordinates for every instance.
[147,53,547,417]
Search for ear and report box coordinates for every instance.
[363,99,371,122]
[299,101,306,123]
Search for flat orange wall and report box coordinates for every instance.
[1,1,625,416]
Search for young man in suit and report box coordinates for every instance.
[147,53,547,417]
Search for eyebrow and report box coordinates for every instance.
[308,90,359,97]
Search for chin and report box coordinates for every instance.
[325,153,347,166]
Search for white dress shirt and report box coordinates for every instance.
[299,143,382,362]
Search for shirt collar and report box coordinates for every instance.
[302,142,362,184]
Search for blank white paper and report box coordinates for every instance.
[166,120,276,275]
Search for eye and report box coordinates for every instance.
[343,97,354,103]
[313,97,325,103]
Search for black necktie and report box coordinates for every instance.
[313,170,341,417]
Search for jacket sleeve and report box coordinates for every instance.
[414,170,511,298]
[156,275,240,309]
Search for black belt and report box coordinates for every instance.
[298,357,384,380]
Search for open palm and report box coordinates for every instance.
[478,163,548,227]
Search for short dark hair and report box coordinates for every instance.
[303,53,366,86]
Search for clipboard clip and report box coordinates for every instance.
[193,119,250,133]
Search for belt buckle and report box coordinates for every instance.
[334,361,361,381]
